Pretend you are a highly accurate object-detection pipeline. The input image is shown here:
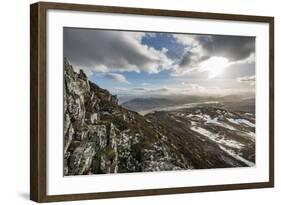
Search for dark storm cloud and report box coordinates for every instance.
[201,35,255,61]
[172,34,255,75]
[178,51,198,68]
[179,51,210,68]
[63,28,172,75]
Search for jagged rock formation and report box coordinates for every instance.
[63,59,185,175]
[63,59,255,176]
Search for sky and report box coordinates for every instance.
[64,27,255,100]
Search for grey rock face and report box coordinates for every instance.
[63,59,137,175]
[63,58,255,176]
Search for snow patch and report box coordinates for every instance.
[227,118,255,127]
[190,127,244,149]
[190,126,254,166]
[186,114,236,130]
[219,146,255,167]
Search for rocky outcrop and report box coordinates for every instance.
[64,59,120,175]
[63,58,179,175]
[63,58,255,176]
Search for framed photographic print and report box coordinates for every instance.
[30,1,274,202]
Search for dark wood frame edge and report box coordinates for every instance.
[30,2,48,202]
[30,1,274,203]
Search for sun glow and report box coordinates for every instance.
[199,56,229,78]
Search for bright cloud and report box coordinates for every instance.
[102,73,130,84]
[114,84,228,97]
[237,75,256,86]
[200,57,229,78]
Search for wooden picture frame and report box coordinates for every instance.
[30,1,274,202]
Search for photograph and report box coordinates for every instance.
[29,1,274,202]
[63,28,256,176]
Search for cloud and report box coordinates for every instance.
[101,73,130,84]
[131,86,170,93]
[64,28,255,81]
[142,85,224,96]
[145,32,157,38]
[140,82,152,86]
[183,83,206,90]
[237,75,255,86]
[172,34,255,76]
[152,84,251,96]
[234,53,255,65]
[128,85,207,95]
[111,82,254,98]
[174,34,255,61]
[132,87,146,91]
[64,28,173,76]
[173,34,207,49]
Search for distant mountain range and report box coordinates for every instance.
[122,95,255,114]
[64,58,255,176]
[121,98,175,112]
